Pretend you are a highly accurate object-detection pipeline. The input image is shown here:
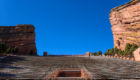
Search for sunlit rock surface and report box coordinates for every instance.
[0,24,37,55]
[110,0,140,50]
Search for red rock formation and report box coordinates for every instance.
[85,52,90,56]
[133,48,140,61]
[43,52,48,56]
[109,0,140,50]
[0,24,37,55]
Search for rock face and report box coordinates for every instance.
[43,52,47,56]
[110,0,140,50]
[133,48,140,61]
[0,24,37,55]
[85,52,90,56]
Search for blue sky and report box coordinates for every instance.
[0,0,130,56]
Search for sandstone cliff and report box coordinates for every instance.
[109,0,140,50]
[0,24,37,55]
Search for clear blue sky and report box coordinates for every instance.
[0,0,130,56]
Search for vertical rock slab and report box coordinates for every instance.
[109,0,140,50]
[43,52,48,56]
[85,52,90,56]
[133,48,140,61]
[0,24,37,55]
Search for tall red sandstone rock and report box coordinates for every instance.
[109,0,140,50]
[85,52,90,56]
[0,24,37,55]
[43,52,47,56]
[133,48,140,61]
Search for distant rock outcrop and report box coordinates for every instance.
[85,52,90,56]
[109,0,140,50]
[0,24,37,55]
[43,52,47,56]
